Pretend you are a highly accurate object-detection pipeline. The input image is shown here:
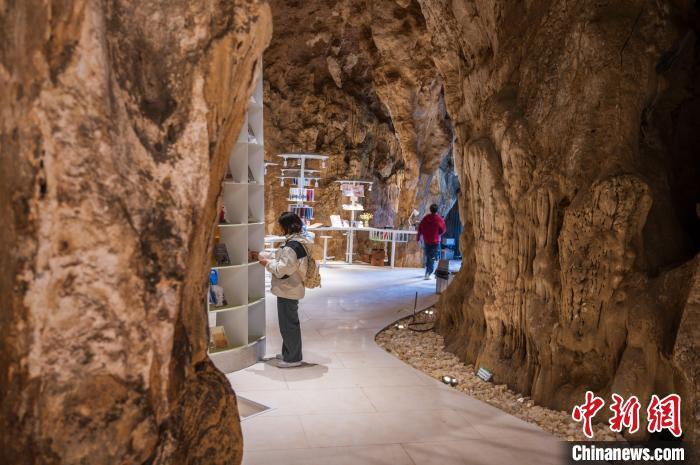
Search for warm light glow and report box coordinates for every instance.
[441,375,458,386]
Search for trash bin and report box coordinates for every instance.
[435,259,453,294]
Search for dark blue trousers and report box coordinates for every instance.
[424,243,441,275]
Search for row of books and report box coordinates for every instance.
[289,188,314,202]
[290,178,314,187]
[289,205,314,219]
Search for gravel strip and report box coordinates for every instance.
[375,308,622,442]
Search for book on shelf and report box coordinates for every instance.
[210,326,229,349]
[208,284,228,307]
[247,125,258,144]
[290,178,313,187]
[289,205,313,219]
[288,187,314,202]
[330,215,343,228]
[213,243,232,266]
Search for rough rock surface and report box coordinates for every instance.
[263,0,459,264]
[423,0,700,441]
[0,1,270,463]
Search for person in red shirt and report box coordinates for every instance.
[417,204,446,279]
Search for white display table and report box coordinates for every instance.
[312,226,416,267]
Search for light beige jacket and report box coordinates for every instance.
[259,233,310,300]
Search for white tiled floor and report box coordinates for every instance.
[227,264,566,465]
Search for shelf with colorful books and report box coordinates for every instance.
[276,153,327,225]
[207,61,266,373]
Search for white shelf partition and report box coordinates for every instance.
[208,63,266,373]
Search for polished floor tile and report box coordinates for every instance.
[227,364,289,391]
[282,366,431,390]
[361,385,488,413]
[236,387,376,416]
[241,415,309,451]
[299,409,482,448]
[402,439,520,465]
[335,349,405,368]
[243,444,415,465]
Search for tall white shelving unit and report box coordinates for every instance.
[208,66,266,373]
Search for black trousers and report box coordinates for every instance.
[277,297,302,362]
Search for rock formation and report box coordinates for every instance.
[425,0,700,441]
[0,1,270,463]
[263,0,458,264]
[264,0,699,441]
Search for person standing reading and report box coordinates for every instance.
[417,204,446,280]
[253,212,310,368]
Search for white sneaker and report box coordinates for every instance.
[424,273,431,280]
[277,360,302,368]
[275,353,283,360]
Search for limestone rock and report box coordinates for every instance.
[424,0,700,440]
[0,1,271,463]
[263,0,459,262]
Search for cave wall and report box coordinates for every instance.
[0,1,270,463]
[423,0,700,441]
[263,0,459,264]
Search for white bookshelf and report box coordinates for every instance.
[278,153,328,223]
[208,65,266,373]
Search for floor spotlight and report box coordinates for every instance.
[395,323,406,329]
[441,375,458,386]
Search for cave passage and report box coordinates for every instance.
[2,0,698,463]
